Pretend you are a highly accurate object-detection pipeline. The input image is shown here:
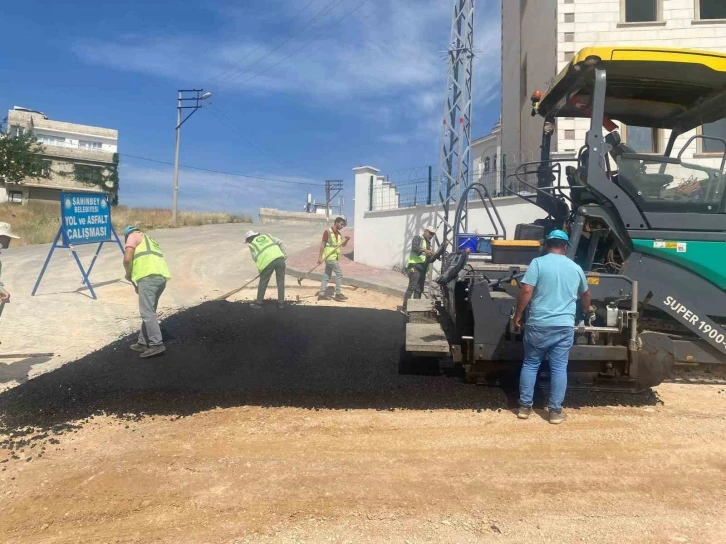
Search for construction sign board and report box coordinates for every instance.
[61,193,112,246]
[32,192,124,300]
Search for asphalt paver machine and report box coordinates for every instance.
[407,47,726,390]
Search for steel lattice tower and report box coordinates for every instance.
[435,0,475,256]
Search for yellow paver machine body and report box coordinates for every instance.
[407,46,726,390]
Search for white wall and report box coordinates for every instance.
[353,166,547,271]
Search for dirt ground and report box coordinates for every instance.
[0,286,724,544]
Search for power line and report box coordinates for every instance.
[120,153,325,187]
[220,0,348,85]
[208,0,318,84]
[236,0,371,87]
[205,103,287,170]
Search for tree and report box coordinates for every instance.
[0,130,45,183]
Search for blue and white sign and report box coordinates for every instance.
[61,192,112,246]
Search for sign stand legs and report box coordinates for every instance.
[70,247,98,300]
[31,226,125,299]
[31,227,63,297]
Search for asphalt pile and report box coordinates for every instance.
[0,301,658,433]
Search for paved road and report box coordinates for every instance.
[0,223,321,389]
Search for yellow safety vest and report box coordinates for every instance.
[323,228,342,261]
[408,236,428,266]
[249,234,285,272]
[132,234,171,283]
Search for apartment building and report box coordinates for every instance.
[1,107,118,204]
[501,0,726,167]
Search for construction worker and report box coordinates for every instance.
[123,226,171,358]
[318,217,350,301]
[402,226,446,311]
[0,222,20,305]
[513,230,591,425]
[245,230,287,309]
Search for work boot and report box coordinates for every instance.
[517,405,533,420]
[249,301,263,309]
[549,410,566,425]
[140,345,166,359]
[130,343,148,353]
[317,293,328,301]
[334,294,348,302]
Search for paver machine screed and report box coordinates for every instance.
[406,46,726,390]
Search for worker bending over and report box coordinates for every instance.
[402,226,446,311]
[513,230,590,425]
[123,226,171,359]
[245,231,287,309]
[0,222,20,304]
[318,217,350,301]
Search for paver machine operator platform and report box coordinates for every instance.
[407,46,726,390]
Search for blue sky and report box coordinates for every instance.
[0,0,501,217]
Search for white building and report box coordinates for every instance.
[1,107,119,204]
[471,119,504,195]
[502,0,726,167]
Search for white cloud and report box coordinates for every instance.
[119,162,317,215]
[73,0,501,121]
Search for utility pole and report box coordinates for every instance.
[172,89,211,224]
[434,0,475,258]
[324,180,344,220]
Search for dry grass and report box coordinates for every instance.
[0,201,253,247]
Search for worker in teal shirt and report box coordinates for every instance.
[512,230,591,424]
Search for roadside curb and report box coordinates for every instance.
[286,267,406,298]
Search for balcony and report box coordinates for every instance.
[38,140,116,164]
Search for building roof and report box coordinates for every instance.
[538,46,726,132]
[7,109,118,140]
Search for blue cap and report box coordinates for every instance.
[123,226,139,238]
[546,229,570,244]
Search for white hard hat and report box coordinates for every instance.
[244,230,259,242]
[0,222,20,239]
[424,226,435,234]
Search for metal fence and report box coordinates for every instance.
[368,162,535,212]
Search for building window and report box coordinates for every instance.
[564,13,575,23]
[565,130,576,140]
[37,135,66,147]
[9,125,25,138]
[701,118,726,153]
[39,160,52,178]
[625,126,660,153]
[493,156,497,171]
[697,0,726,20]
[564,32,574,42]
[622,0,659,22]
[8,191,23,204]
[79,140,103,150]
[484,157,491,173]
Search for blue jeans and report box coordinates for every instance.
[320,260,343,295]
[519,325,574,412]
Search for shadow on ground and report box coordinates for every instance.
[0,302,659,433]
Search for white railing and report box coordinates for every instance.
[38,140,114,153]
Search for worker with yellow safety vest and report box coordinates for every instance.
[318,217,350,302]
[245,230,287,309]
[123,226,171,358]
[402,226,447,311]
